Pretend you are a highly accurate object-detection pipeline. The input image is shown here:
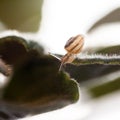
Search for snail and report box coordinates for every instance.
[59,34,84,70]
[49,34,84,71]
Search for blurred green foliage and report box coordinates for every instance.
[64,45,120,98]
[0,0,43,32]
[88,8,120,33]
[96,45,120,55]
[0,2,119,119]
[65,64,120,83]
[89,77,120,97]
[0,36,79,119]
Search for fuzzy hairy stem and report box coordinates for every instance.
[74,54,120,65]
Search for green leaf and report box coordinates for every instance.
[96,45,120,55]
[0,36,79,119]
[87,8,120,33]
[0,0,43,32]
[65,63,120,83]
[89,77,120,98]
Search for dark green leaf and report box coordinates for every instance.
[65,63,120,83]
[0,36,79,119]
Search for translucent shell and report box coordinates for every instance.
[64,34,84,54]
[59,34,84,71]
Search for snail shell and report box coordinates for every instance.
[64,34,84,54]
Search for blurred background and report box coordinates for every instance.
[0,0,120,120]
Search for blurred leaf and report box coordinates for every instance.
[0,36,28,65]
[1,55,79,119]
[0,36,79,119]
[3,54,79,104]
[88,8,120,33]
[89,77,120,98]
[64,59,120,99]
[64,45,120,83]
[0,36,44,65]
[96,45,120,55]
[0,0,43,32]
[28,40,44,54]
[65,63,120,83]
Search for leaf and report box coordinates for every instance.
[64,45,120,83]
[0,36,79,119]
[65,63,120,83]
[64,55,120,83]
[89,77,120,98]
[0,36,44,65]
[0,0,43,32]
[0,36,28,65]
[88,8,120,33]
[96,45,120,55]
[3,54,79,103]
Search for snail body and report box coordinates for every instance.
[59,34,84,70]
[49,34,84,71]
